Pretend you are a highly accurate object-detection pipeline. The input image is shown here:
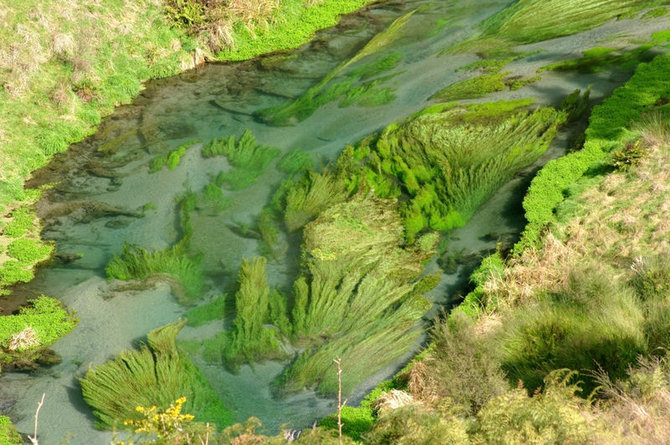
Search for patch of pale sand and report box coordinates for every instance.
[8,276,184,444]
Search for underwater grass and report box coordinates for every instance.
[80,321,231,430]
[149,139,200,173]
[539,45,657,73]
[357,101,565,241]
[202,130,280,190]
[278,194,439,395]
[255,12,413,126]
[105,242,204,305]
[223,257,287,371]
[276,149,312,175]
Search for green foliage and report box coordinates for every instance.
[276,149,312,175]
[0,260,34,289]
[0,296,77,352]
[278,194,437,395]
[223,257,286,370]
[320,406,375,441]
[501,267,646,394]
[6,238,52,264]
[202,130,280,190]
[80,321,231,430]
[184,294,225,327]
[457,252,506,316]
[366,404,469,445]
[517,53,670,252]
[105,243,203,305]
[472,370,597,444]
[2,207,34,238]
[0,416,21,445]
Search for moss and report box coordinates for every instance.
[6,238,52,264]
[80,321,232,430]
[432,71,508,101]
[2,207,34,238]
[642,6,668,18]
[0,416,21,445]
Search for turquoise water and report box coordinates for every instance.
[3,1,668,442]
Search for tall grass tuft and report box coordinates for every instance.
[80,320,231,430]
[223,257,287,371]
[105,242,204,305]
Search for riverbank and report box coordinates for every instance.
[0,0,380,297]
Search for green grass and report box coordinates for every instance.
[6,238,52,264]
[0,296,77,354]
[0,416,21,445]
[80,321,232,430]
[105,242,204,305]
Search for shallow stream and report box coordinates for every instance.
[2,1,669,442]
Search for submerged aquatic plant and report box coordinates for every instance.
[202,129,280,190]
[223,257,287,370]
[80,321,231,430]
[105,242,204,305]
[278,193,439,395]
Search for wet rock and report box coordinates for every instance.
[105,217,133,229]
[40,201,142,223]
[52,252,83,264]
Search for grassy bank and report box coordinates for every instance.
[0,0,380,296]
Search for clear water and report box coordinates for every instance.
[3,1,668,442]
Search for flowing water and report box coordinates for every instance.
[2,1,669,443]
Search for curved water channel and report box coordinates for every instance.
[2,1,669,442]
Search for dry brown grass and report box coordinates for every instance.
[483,118,670,311]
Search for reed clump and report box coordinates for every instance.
[80,320,231,430]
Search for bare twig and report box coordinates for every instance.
[334,358,347,443]
[28,393,45,445]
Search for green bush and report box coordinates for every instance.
[501,269,646,394]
